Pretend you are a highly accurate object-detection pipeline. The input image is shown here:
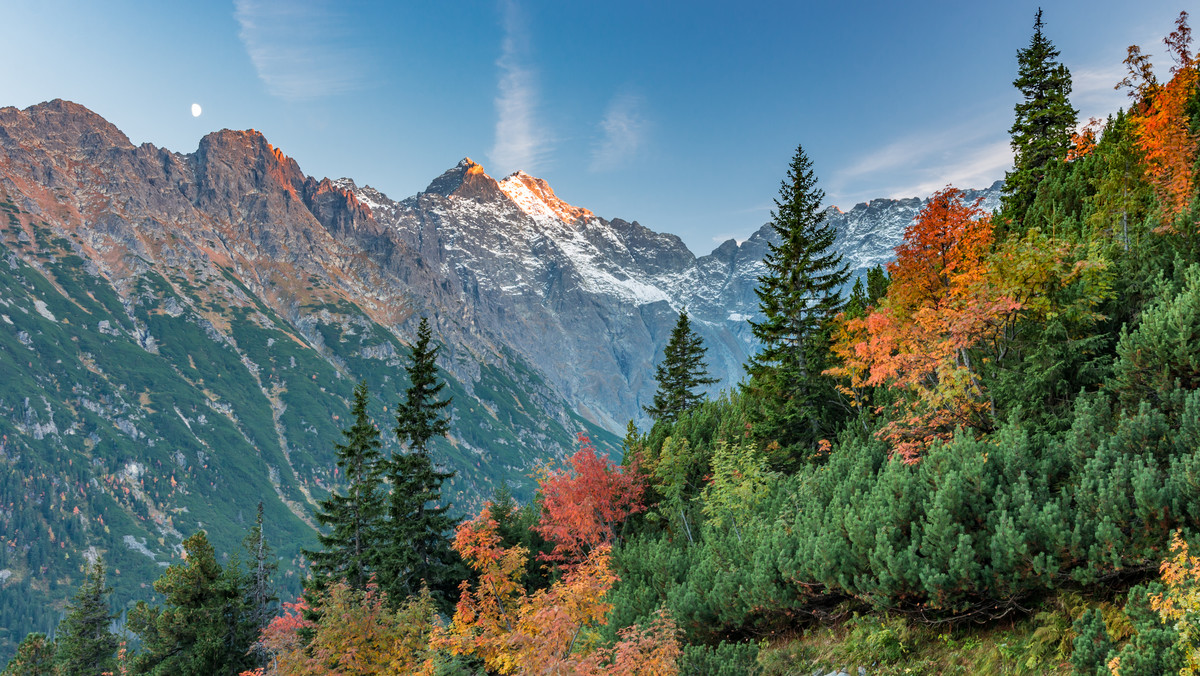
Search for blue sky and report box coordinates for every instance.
[0,1,1189,254]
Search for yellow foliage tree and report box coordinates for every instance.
[244,581,436,676]
[1149,531,1200,675]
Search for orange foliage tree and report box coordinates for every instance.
[535,434,646,567]
[1066,117,1102,162]
[433,508,679,674]
[827,188,1019,461]
[1119,11,1200,226]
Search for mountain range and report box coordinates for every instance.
[0,99,1001,649]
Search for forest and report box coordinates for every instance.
[6,9,1200,676]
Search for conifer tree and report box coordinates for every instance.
[1,633,54,676]
[845,278,869,319]
[128,531,256,676]
[394,317,451,457]
[242,502,277,669]
[746,143,849,467]
[54,558,118,676]
[305,380,385,593]
[381,316,459,607]
[865,265,890,305]
[645,309,718,425]
[1004,9,1077,218]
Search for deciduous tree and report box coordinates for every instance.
[1119,11,1200,226]
[248,584,436,676]
[435,509,677,674]
[827,188,1018,461]
[535,434,645,567]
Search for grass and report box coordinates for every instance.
[757,607,1078,676]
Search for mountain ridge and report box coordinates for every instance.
[0,100,1001,654]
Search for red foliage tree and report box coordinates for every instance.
[535,434,646,566]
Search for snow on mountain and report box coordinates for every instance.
[346,158,1004,429]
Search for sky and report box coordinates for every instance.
[0,1,1190,255]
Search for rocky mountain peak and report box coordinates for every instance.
[498,170,594,224]
[0,99,134,158]
[422,157,506,203]
[191,129,311,213]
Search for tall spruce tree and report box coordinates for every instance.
[305,380,385,593]
[54,558,117,676]
[1004,8,1077,218]
[746,143,849,468]
[382,316,459,608]
[645,309,718,425]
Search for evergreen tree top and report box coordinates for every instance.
[1004,8,1077,217]
[395,316,452,457]
[645,308,717,424]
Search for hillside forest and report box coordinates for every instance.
[6,9,1200,676]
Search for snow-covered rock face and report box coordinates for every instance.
[348,159,1004,430]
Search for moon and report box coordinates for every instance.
[191,103,202,118]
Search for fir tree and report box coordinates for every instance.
[1004,8,1077,218]
[54,558,118,676]
[746,143,849,467]
[381,316,459,608]
[845,278,869,319]
[644,309,718,425]
[305,380,385,593]
[865,264,890,305]
[393,317,451,456]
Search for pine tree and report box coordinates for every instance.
[746,143,849,467]
[1,633,54,676]
[54,558,118,676]
[381,316,459,608]
[1004,8,1078,218]
[128,531,256,676]
[305,380,385,593]
[644,309,718,425]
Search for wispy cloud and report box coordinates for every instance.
[827,118,1012,207]
[1071,63,1129,122]
[591,92,648,171]
[877,140,1013,201]
[488,0,550,174]
[234,0,366,101]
